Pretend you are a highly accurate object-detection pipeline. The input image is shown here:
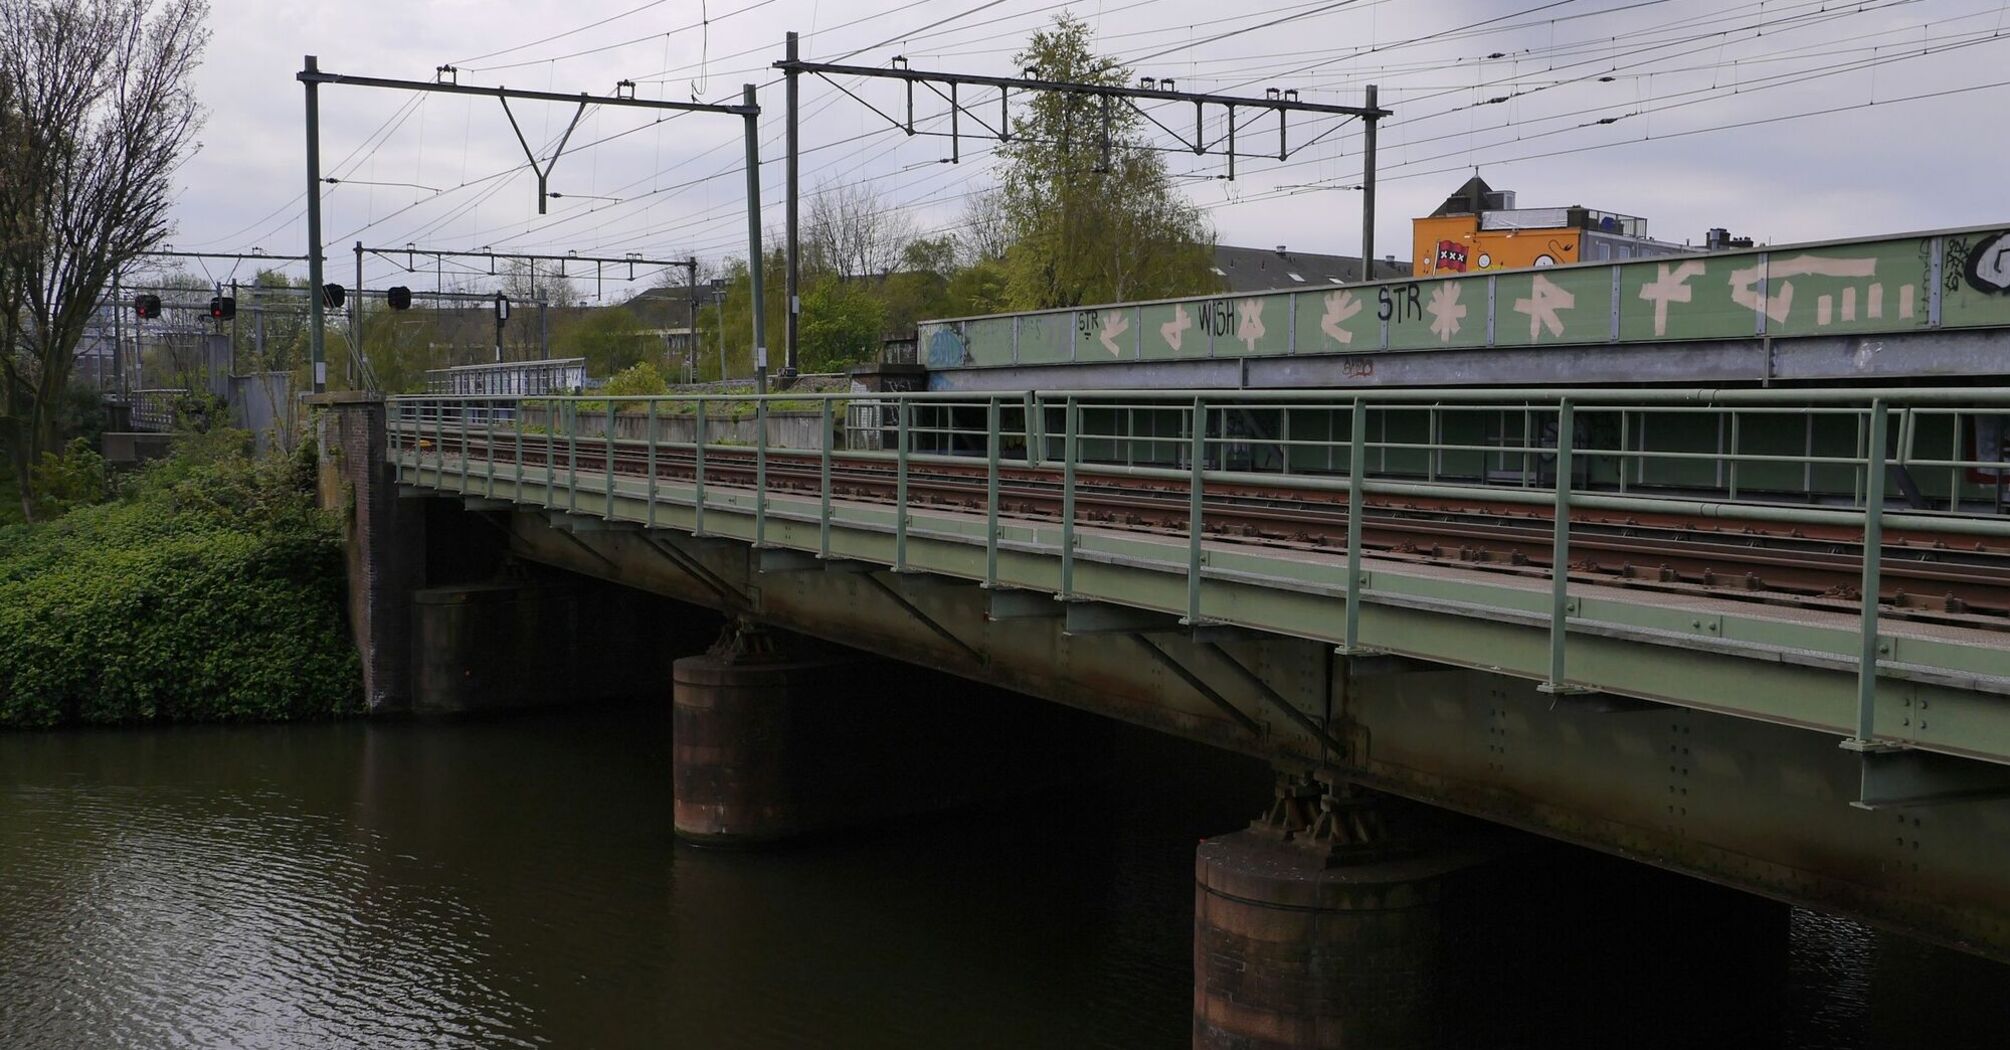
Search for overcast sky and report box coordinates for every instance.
[164,0,2008,299]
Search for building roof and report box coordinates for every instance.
[621,286,702,328]
[1210,245,1409,293]
[1430,175,1507,217]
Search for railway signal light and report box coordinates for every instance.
[208,296,235,320]
[322,283,345,309]
[387,285,413,310]
[133,294,161,319]
[494,293,511,324]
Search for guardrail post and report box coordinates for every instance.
[1618,410,1630,493]
[755,398,769,547]
[1852,399,1890,747]
[1061,396,1079,597]
[894,397,910,570]
[432,398,444,482]
[1427,406,1439,483]
[819,398,834,559]
[514,398,524,497]
[486,400,497,498]
[566,400,579,514]
[605,400,616,520]
[694,399,707,537]
[1542,399,1579,694]
[544,402,555,506]
[986,397,1002,588]
[1342,397,1368,654]
[1187,397,1206,624]
[1728,410,1741,502]
[1029,392,1046,466]
[645,400,658,529]
[460,401,470,488]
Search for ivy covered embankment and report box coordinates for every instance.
[0,434,361,727]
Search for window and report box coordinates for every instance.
[1287,272,1305,282]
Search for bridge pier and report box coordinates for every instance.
[672,621,1101,846]
[316,393,713,715]
[1193,777,1481,1050]
[1193,775,1796,1048]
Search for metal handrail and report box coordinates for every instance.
[387,386,2010,754]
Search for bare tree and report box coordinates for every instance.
[960,189,1012,266]
[0,0,208,518]
[804,177,915,281]
[494,258,578,361]
[0,67,28,427]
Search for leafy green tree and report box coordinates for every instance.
[353,300,449,394]
[559,306,655,378]
[798,274,886,373]
[879,235,956,335]
[945,258,1012,317]
[709,248,787,381]
[996,14,1214,309]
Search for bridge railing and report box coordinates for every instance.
[128,387,190,433]
[388,386,2010,752]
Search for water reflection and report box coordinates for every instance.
[1,706,2007,1048]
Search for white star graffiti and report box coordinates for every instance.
[1637,260,1708,337]
[1513,274,1575,341]
[1235,298,1267,353]
[1099,312,1130,356]
[1425,282,1467,342]
[1160,303,1193,352]
[1320,290,1361,345]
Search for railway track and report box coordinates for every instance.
[410,432,2010,633]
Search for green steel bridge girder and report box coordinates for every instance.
[393,452,2010,962]
[916,224,2010,370]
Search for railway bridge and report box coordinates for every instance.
[316,223,2010,1048]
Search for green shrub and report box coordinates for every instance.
[27,438,109,519]
[0,441,361,727]
[603,361,670,399]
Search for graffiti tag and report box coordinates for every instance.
[1376,283,1424,323]
[1963,231,2010,295]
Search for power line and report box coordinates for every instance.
[463,0,784,74]
[452,0,676,65]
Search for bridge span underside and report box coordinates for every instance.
[487,511,2010,962]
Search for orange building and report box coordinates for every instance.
[1412,176,1690,277]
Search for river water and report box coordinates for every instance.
[3,703,2007,1049]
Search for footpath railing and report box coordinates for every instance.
[128,388,189,433]
[389,387,2010,754]
[425,358,588,396]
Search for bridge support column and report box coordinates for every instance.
[672,620,1097,846]
[1193,778,1478,1050]
[313,392,425,712]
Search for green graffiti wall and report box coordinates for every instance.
[915,226,2010,369]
